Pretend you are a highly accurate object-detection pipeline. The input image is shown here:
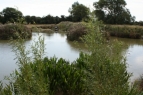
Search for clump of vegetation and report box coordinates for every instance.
[58,21,73,31]
[67,22,88,41]
[0,24,32,40]
[105,25,143,39]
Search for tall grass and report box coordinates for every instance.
[0,24,32,40]
[106,25,143,39]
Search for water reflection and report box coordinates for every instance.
[0,40,17,82]
[112,37,143,82]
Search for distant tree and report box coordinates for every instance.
[1,7,23,23]
[66,15,72,21]
[54,16,60,24]
[93,0,135,24]
[24,15,31,24]
[0,14,4,24]
[60,15,66,21]
[69,2,90,22]
[41,15,55,24]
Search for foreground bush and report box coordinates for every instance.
[0,24,32,40]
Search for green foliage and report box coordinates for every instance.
[1,33,89,95]
[42,57,88,95]
[9,35,49,95]
[93,0,134,24]
[1,7,23,23]
[105,25,142,39]
[69,2,90,22]
[80,18,141,94]
[24,15,72,24]
[0,24,32,40]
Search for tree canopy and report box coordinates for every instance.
[69,2,90,22]
[93,0,135,24]
[0,7,23,23]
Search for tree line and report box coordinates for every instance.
[0,0,142,25]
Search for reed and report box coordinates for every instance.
[105,25,143,39]
[0,24,32,40]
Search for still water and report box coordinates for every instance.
[0,32,143,82]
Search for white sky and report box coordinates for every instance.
[0,0,142,21]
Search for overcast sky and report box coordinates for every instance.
[0,0,142,21]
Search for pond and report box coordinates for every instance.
[0,32,143,83]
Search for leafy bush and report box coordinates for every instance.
[80,20,142,94]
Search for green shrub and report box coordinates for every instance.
[81,20,142,94]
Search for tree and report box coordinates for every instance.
[0,14,4,24]
[60,15,66,21]
[93,0,135,24]
[69,2,90,22]
[1,7,23,23]
[24,15,31,24]
[41,15,55,24]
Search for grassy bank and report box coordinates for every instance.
[105,25,143,39]
[0,24,32,40]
